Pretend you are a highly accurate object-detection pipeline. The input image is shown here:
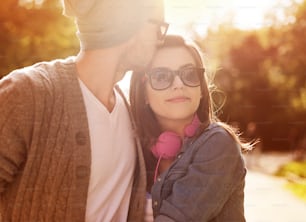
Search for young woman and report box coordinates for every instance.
[130,35,250,222]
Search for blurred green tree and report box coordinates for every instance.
[269,0,306,111]
[0,0,78,78]
[199,0,306,151]
[264,0,306,150]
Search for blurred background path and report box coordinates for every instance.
[244,152,306,222]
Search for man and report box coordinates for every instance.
[0,0,168,221]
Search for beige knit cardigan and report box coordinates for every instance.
[0,58,146,221]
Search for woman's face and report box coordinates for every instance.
[145,46,202,131]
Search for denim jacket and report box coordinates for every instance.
[151,123,247,222]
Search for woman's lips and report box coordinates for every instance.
[166,96,190,103]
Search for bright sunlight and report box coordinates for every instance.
[164,0,292,36]
[118,0,291,90]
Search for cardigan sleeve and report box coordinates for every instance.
[0,73,32,193]
[155,129,246,222]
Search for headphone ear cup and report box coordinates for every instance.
[184,115,200,137]
[151,131,181,159]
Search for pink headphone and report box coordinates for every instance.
[151,115,200,181]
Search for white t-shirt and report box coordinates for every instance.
[79,80,136,222]
[145,193,154,222]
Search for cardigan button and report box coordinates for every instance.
[153,201,158,207]
[75,131,87,145]
[76,165,89,178]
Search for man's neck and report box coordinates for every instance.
[75,48,127,112]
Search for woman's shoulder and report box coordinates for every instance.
[195,122,241,153]
[201,122,233,140]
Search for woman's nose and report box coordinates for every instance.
[171,75,184,89]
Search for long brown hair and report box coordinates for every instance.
[129,35,251,190]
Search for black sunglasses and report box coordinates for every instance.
[146,66,204,90]
[148,19,169,41]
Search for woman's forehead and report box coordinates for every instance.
[151,47,195,68]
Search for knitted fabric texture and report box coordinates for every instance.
[0,58,146,221]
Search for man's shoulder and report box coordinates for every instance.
[23,56,76,76]
[7,56,73,75]
[4,57,76,85]
[0,57,79,103]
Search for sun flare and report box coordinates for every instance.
[118,0,293,89]
[164,0,290,36]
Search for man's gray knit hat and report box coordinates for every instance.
[62,0,163,50]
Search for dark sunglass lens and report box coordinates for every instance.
[150,69,172,90]
[181,68,200,86]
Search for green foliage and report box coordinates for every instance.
[275,161,306,202]
[286,183,306,202]
[276,161,306,178]
[0,0,79,78]
[266,1,306,114]
[198,0,306,150]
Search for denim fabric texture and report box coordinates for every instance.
[151,123,247,222]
